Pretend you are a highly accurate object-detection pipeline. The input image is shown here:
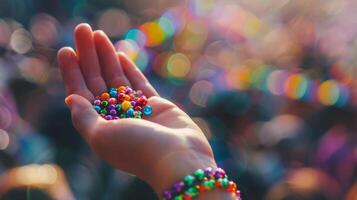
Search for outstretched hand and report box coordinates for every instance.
[57,23,216,195]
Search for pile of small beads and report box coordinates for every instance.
[92,86,153,120]
[163,168,241,200]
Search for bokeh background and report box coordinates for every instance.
[0,0,357,199]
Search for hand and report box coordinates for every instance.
[57,23,216,195]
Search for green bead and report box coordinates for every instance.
[174,195,183,200]
[203,179,215,190]
[100,109,107,115]
[193,169,205,181]
[183,175,196,187]
[134,115,142,119]
[219,178,229,188]
[115,104,121,111]
[101,100,108,106]
[186,186,199,197]
[120,113,126,118]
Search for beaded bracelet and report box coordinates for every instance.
[163,168,242,200]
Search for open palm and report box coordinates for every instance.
[57,24,216,194]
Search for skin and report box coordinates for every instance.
[58,23,237,200]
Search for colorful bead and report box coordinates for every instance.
[163,167,241,200]
[121,101,132,111]
[193,169,205,181]
[109,90,118,98]
[101,101,109,107]
[101,92,110,100]
[93,99,101,106]
[143,105,153,116]
[126,108,134,117]
[183,175,195,187]
[93,106,101,112]
[108,98,117,105]
[92,86,153,120]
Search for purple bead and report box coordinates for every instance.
[108,104,116,110]
[163,190,172,200]
[125,87,133,94]
[93,99,101,106]
[172,181,185,193]
[105,115,113,120]
[131,101,136,107]
[214,168,226,179]
[136,90,143,97]
[110,110,117,115]
[113,116,119,120]
[204,167,214,178]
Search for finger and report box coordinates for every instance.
[65,94,104,140]
[75,23,107,95]
[93,30,131,87]
[57,47,94,100]
[118,52,159,97]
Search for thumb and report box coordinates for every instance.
[65,94,101,139]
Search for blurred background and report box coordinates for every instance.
[0,0,357,199]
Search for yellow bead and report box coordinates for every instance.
[121,101,132,111]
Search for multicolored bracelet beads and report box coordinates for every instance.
[163,168,242,200]
[92,86,153,120]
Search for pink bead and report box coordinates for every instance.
[108,98,117,105]
[93,99,101,106]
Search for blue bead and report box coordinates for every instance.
[93,105,101,112]
[126,108,134,117]
[109,90,118,98]
[143,105,153,116]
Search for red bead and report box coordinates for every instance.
[118,93,125,101]
[198,185,205,193]
[139,96,148,106]
[134,106,142,111]
[183,194,192,200]
[227,181,236,192]
[215,180,222,188]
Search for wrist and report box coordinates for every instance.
[145,150,217,197]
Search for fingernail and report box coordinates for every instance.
[65,96,73,109]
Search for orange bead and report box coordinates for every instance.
[101,92,110,100]
[124,95,131,101]
[118,86,126,92]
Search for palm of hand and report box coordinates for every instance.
[58,24,214,182]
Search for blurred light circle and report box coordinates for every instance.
[0,19,11,47]
[134,49,149,71]
[167,53,191,79]
[267,70,289,96]
[10,28,32,54]
[18,57,50,84]
[251,65,270,91]
[153,52,171,78]
[318,80,340,106]
[115,39,139,60]
[140,21,165,47]
[189,0,215,16]
[98,9,131,37]
[158,16,176,38]
[189,80,213,107]
[16,164,58,185]
[226,66,252,90]
[125,28,147,48]
[336,84,350,107]
[30,13,59,46]
[284,74,309,99]
[0,106,12,129]
[161,8,185,33]
[0,129,10,150]
[174,20,208,52]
